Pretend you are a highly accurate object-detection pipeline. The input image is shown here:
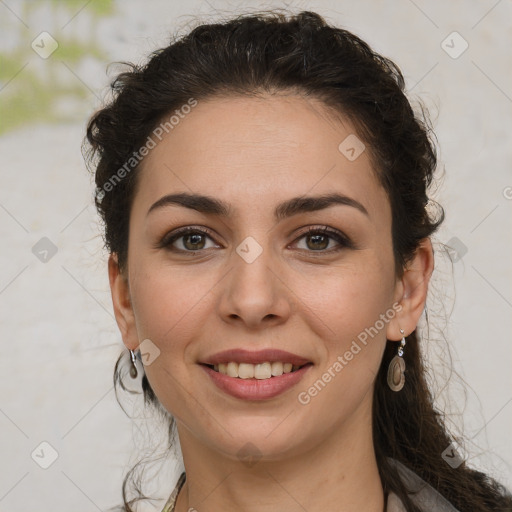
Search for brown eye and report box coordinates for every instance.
[181,233,207,250]
[304,233,330,251]
[160,227,219,252]
[292,226,352,253]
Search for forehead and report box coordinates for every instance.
[133,94,389,223]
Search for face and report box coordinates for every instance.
[112,93,407,462]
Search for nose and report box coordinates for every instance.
[217,240,292,330]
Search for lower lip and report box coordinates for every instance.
[200,364,313,400]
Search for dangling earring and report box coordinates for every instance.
[129,349,138,379]
[387,328,406,392]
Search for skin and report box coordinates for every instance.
[109,93,434,512]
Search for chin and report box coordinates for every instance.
[203,419,310,462]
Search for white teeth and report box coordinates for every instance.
[271,361,283,376]
[226,361,238,378]
[254,362,272,379]
[213,361,303,379]
[238,363,254,379]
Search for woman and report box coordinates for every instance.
[84,10,512,512]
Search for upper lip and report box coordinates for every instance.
[200,349,311,366]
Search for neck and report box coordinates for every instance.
[173,398,384,512]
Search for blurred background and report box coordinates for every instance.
[1,0,511,510]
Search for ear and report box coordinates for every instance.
[386,238,434,341]
[108,253,139,350]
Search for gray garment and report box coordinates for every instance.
[387,458,461,512]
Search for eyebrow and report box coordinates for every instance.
[147,192,369,220]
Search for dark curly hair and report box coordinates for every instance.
[84,9,512,512]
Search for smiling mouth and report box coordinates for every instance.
[202,361,312,380]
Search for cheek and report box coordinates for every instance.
[297,255,395,340]
[296,257,395,398]
[129,262,210,343]
[127,263,211,416]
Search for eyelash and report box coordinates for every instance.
[158,225,353,255]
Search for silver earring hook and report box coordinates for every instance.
[398,328,406,357]
[129,349,138,379]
